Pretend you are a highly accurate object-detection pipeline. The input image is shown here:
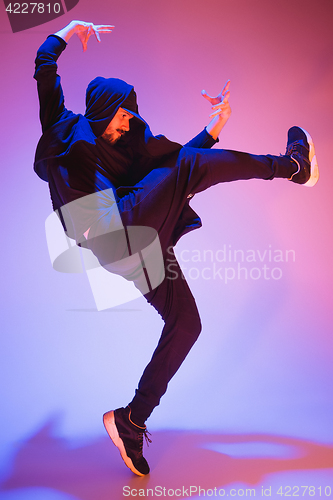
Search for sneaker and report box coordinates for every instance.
[103,406,151,476]
[286,126,319,187]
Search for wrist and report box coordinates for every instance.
[63,21,78,42]
[54,21,77,43]
[205,125,214,138]
[206,116,222,139]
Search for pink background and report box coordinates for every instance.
[1,0,332,497]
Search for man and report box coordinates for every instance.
[34,20,319,477]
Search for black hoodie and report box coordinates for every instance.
[34,35,217,244]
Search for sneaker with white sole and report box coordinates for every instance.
[103,406,151,476]
[286,126,319,187]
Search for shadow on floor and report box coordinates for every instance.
[1,418,332,499]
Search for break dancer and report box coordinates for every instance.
[34,21,319,476]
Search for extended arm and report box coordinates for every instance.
[34,21,113,132]
[34,34,68,132]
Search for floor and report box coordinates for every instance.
[1,422,332,499]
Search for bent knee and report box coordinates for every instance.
[179,309,202,341]
[193,314,202,340]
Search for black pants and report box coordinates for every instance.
[89,147,295,424]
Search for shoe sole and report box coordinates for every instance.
[103,410,146,477]
[301,127,319,187]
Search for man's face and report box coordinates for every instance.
[101,107,134,145]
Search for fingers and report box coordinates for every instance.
[210,81,231,116]
[76,22,114,31]
[201,89,212,102]
[209,103,230,118]
[93,26,101,43]
[92,24,115,42]
[93,25,115,31]
[76,22,114,50]
[202,89,219,105]
[221,79,231,95]
[211,89,230,109]
[209,91,231,118]
[202,80,231,106]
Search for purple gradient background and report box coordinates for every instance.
[1,0,332,495]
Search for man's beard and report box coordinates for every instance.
[102,129,126,145]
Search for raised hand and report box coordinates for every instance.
[202,80,231,119]
[74,22,114,51]
[54,21,114,51]
[202,81,232,140]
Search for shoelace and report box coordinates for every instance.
[286,139,303,156]
[143,429,152,447]
[137,428,152,452]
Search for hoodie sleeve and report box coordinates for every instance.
[34,35,70,133]
[183,128,219,149]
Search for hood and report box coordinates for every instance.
[84,77,146,137]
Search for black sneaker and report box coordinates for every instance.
[286,126,319,187]
[103,406,151,476]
